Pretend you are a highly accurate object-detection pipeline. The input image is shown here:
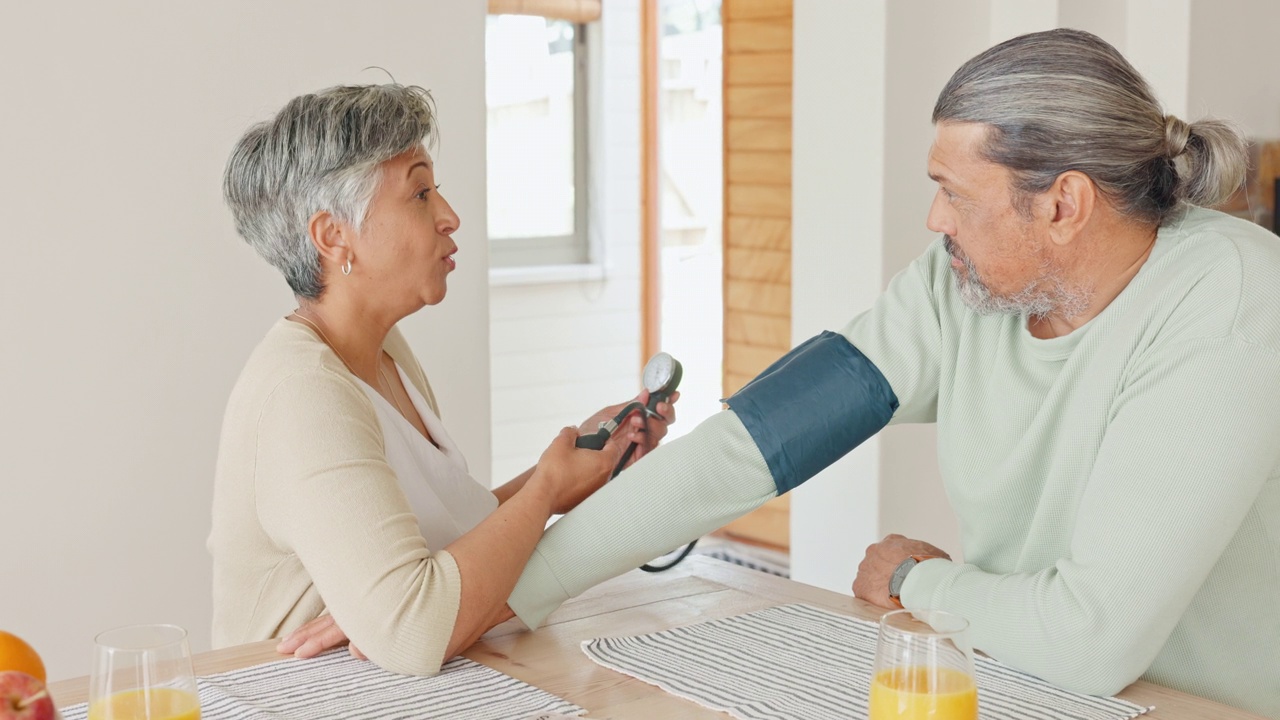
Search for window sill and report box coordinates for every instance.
[489,263,607,287]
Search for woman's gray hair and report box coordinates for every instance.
[223,84,437,298]
[933,28,1247,226]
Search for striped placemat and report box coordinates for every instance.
[582,603,1153,720]
[61,650,585,720]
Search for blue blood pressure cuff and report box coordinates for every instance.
[724,331,898,495]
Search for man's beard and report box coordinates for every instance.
[944,235,1090,321]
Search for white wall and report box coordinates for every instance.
[1188,0,1280,137]
[1057,1,1193,117]
[790,0,888,592]
[989,0,1058,43]
[488,1,642,485]
[0,0,490,682]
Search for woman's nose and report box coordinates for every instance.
[435,194,460,235]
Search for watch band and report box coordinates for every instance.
[887,554,941,608]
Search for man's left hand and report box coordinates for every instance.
[852,534,952,609]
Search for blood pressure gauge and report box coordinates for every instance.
[642,352,682,402]
[575,352,683,450]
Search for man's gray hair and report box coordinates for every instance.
[223,84,437,298]
[934,29,1246,225]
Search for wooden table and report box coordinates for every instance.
[49,557,1266,719]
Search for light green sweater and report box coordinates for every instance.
[509,207,1280,717]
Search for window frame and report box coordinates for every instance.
[487,19,592,269]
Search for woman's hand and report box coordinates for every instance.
[578,390,680,468]
[532,427,625,515]
[276,614,366,660]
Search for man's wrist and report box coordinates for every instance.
[888,554,943,608]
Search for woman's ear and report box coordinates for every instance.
[1046,170,1095,247]
[307,210,352,268]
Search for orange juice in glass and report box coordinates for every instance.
[88,624,201,720]
[869,610,977,720]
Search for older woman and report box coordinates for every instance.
[208,84,675,676]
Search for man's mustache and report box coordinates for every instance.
[944,235,965,263]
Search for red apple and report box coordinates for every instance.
[0,671,54,720]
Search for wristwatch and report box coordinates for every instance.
[888,554,940,608]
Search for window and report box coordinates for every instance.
[485,15,589,267]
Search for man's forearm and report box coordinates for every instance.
[507,410,778,628]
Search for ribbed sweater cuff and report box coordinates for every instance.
[900,556,958,610]
[508,548,570,629]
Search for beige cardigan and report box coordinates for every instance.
[209,319,461,675]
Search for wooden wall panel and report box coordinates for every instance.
[725,312,790,348]
[725,279,790,317]
[725,19,793,53]
[726,86,791,118]
[725,216,790,250]
[726,0,791,20]
[727,184,791,218]
[726,247,790,283]
[726,53,793,86]
[727,118,791,151]
[728,150,790,186]
[721,0,793,550]
[725,341,787,378]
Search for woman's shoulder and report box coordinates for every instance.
[225,319,371,419]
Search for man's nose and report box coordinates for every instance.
[926,190,953,236]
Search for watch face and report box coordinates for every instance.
[888,557,919,599]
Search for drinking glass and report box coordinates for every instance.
[868,609,977,720]
[87,624,200,720]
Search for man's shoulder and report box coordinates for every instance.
[1170,207,1280,351]
[1171,206,1280,265]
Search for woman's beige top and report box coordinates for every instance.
[352,363,496,554]
[208,318,474,675]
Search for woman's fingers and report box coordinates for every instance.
[294,622,351,658]
[276,614,351,658]
[276,614,332,654]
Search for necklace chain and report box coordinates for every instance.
[376,363,416,424]
[291,312,351,371]
[292,310,417,425]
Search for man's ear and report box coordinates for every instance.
[1045,170,1095,247]
[307,210,352,268]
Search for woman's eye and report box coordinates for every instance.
[416,188,431,200]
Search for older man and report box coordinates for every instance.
[505,29,1280,717]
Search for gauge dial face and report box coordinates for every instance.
[643,352,678,394]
